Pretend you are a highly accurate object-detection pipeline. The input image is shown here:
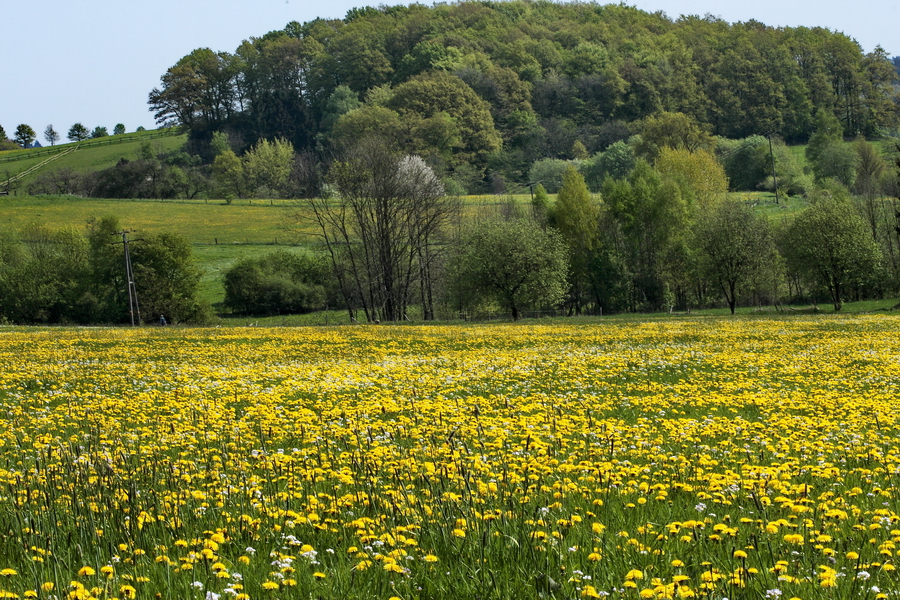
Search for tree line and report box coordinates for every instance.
[3,134,900,324]
[233,132,899,321]
[146,0,899,191]
[1,123,137,151]
[0,217,207,325]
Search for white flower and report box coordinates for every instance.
[206,592,220,600]
[192,582,204,590]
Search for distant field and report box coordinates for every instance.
[0,195,297,243]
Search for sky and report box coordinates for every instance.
[2,0,897,142]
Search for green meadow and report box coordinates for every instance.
[0,130,187,184]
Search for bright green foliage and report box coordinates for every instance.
[656,147,728,211]
[784,189,882,311]
[554,166,601,311]
[212,150,246,201]
[633,112,715,162]
[531,182,549,221]
[209,131,232,157]
[554,167,598,246]
[243,137,295,197]
[387,71,502,167]
[571,140,589,160]
[694,200,776,313]
[13,124,36,148]
[319,85,362,134]
[331,106,406,151]
[449,217,568,320]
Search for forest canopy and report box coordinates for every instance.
[149,0,899,185]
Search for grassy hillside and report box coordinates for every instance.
[0,129,187,187]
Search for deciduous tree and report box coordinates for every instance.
[634,112,714,162]
[243,137,294,197]
[554,165,601,312]
[694,200,775,313]
[67,123,90,142]
[784,188,881,310]
[14,124,36,148]
[306,138,455,322]
[656,147,729,210]
[211,149,246,201]
[448,217,568,320]
[43,125,59,146]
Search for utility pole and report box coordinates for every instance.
[767,133,780,205]
[112,230,142,326]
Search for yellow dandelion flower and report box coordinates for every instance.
[625,569,644,580]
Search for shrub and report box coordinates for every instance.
[224,250,333,315]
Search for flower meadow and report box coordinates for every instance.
[1,317,899,600]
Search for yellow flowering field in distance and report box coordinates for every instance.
[0,316,899,600]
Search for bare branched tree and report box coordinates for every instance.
[302,138,458,322]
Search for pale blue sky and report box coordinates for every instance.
[2,0,897,141]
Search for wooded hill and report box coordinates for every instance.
[149,0,900,187]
